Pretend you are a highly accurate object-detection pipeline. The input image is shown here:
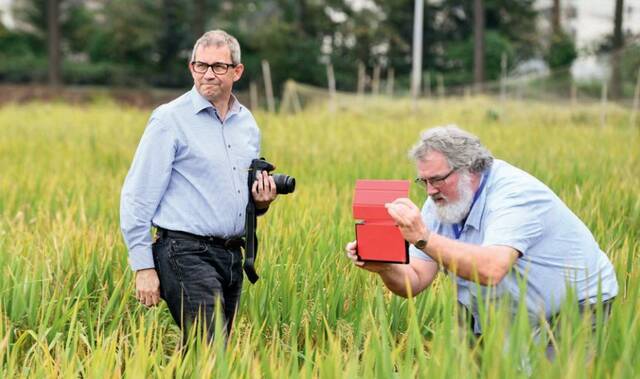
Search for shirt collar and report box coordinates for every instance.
[189,86,243,116]
[190,86,213,114]
[227,94,243,115]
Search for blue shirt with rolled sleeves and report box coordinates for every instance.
[410,159,618,334]
[120,87,260,271]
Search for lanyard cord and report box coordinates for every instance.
[452,170,488,239]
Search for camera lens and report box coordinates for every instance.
[272,174,296,194]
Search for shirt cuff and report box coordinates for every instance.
[128,247,155,271]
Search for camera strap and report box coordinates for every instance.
[244,190,260,284]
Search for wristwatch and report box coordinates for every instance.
[413,231,431,250]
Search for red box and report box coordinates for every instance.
[353,180,410,263]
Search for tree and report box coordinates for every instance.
[47,0,61,86]
[156,0,192,87]
[422,0,538,89]
[545,31,577,69]
[1,0,542,91]
[193,0,207,38]
[9,0,100,84]
[90,0,165,85]
[552,0,560,35]
[473,0,485,90]
[443,30,513,86]
[544,0,576,71]
[610,0,624,98]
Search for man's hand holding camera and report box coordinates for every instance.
[252,169,278,209]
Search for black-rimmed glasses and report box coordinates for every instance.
[191,61,237,75]
[415,168,456,188]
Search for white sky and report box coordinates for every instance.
[0,0,13,28]
[537,0,640,49]
[573,0,640,49]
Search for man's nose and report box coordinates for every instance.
[204,67,217,79]
[427,184,439,196]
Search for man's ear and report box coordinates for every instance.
[233,64,245,82]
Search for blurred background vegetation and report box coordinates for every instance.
[0,0,637,99]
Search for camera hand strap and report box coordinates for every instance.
[244,194,260,284]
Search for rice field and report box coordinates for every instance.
[0,96,638,378]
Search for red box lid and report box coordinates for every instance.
[352,180,410,220]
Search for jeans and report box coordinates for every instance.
[152,233,244,344]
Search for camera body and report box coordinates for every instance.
[243,158,294,283]
[248,158,296,195]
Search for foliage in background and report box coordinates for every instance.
[546,31,578,70]
[441,30,514,86]
[621,43,640,96]
[0,0,543,93]
[1,0,636,100]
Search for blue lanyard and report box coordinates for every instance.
[452,171,488,239]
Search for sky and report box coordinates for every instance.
[0,0,12,28]
[537,0,640,50]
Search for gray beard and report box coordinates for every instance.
[434,172,475,224]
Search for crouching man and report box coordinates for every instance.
[346,125,618,358]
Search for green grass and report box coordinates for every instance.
[0,97,638,378]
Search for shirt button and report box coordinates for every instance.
[228,144,231,148]
[233,166,236,170]
[237,190,240,193]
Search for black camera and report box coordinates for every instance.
[243,158,294,284]
[248,158,296,194]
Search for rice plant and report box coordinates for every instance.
[0,97,638,378]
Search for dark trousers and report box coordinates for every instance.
[457,298,615,361]
[152,232,244,345]
[543,298,614,360]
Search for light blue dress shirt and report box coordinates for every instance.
[410,160,618,333]
[120,87,260,271]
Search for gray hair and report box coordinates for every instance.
[190,30,241,65]
[409,125,494,173]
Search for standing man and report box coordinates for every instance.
[346,125,618,356]
[120,30,277,343]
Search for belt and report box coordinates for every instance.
[156,227,245,250]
